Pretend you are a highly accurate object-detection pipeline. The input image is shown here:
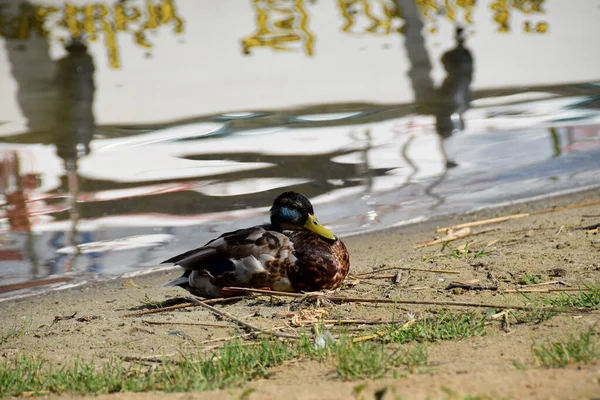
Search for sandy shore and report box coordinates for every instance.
[2,188,600,399]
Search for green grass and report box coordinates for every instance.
[0,339,294,396]
[0,311,492,396]
[547,285,600,309]
[385,312,488,344]
[518,275,542,285]
[0,318,30,345]
[137,293,163,309]
[334,341,428,380]
[531,329,599,368]
[422,241,492,261]
[510,307,557,325]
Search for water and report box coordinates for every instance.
[1,0,600,300]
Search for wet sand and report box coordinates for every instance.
[2,188,600,400]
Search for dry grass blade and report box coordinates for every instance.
[194,326,290,346]
[432,200,600,235]
[223,287,549,311]
[435,213,530,233]
[121,296,246,318]
[445,281,498,291]
[520,280,570,288]
[186,297,300,339]
[142,320,231,328]
[533,200,600,215]
[354,267,461,277]
[504,287,586,294]
[415,227,497,249]
[119,353,178,363]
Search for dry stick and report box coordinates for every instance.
[445,282,498,291]
[354,267,462,278]
[415,227,497,249]
[520,280,570,288]
[223,287,553,311]
[119,354,178,363]
[435,199,600,234]
[533,200,600,215]
[394,271,402,285]
[186,297,300,339]
[503,287,587,294]
[435,213,530,233]
[194,326,290,346]
[121,296,246,318]
[295,319,396,326]
[142,320,231,328]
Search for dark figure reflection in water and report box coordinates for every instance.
[51,37,101,273]
[55,37,96,166]
[435,27,474,168]
[423,27,474,209]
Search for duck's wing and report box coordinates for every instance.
[161,225,294,280]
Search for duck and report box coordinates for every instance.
[161,191,350,298]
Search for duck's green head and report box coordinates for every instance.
[270,191,337,240]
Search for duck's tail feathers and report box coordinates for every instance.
[163,270,191,288]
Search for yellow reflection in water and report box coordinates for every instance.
[0,0,185,69]
[337,0,403,35]
[490,0,546,33]
[241,0,315,56]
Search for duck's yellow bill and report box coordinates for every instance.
[304,214,337,240]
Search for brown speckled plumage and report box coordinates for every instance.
[162,191,351,298]
[285,231,350,292]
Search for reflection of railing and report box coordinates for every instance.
[241,0,548,56]
[0,0,185,69]
[490,0,546,33]
[242,0,315,56]
[338,0,403,35]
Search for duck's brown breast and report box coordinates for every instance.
[285,231,350,292]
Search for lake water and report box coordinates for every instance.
[1,0,600,300]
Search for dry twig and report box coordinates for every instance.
[503,287,586,294]
[435,213,530,233]
[121,296,246,318]
[520,280,570,288]
[415,227,497,249]
[223,287,552,311]
[142,320,231,328]
[533,200,600,215]
[433,199,600,235]
[445,281,498,291]
[354,267,461,277]
[119,353,178,363]
[186,297,300,339]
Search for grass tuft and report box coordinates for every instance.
[510,307,556,325]
[138,293,162,309]
[0,311,490,396]
[334,340,428,380]
[0,318,30,345]
[0,339,294,397]
[547,285,600,309]
[385,312,488,344]
[518,275,541,285]
[532,329,599,368]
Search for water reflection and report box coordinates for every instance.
[434,26,473,142]
[1,1,600,299]
[2,30,97,282]
[0,1,185,69]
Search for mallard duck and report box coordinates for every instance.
[162,191,350,298]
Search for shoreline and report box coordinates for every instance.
[3,184,600,304]
[1,187,600,399]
